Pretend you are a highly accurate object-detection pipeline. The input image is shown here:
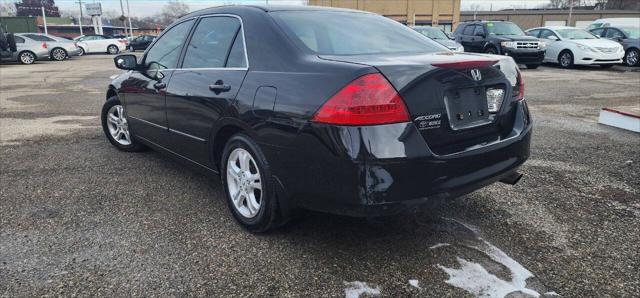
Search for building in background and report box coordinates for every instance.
[461,9,640,30]
[308,0,461,32]
[0,16,160,38]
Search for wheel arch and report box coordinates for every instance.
[106,85,118,101]
[484,43,499,54]
[558,48,573,63]
[50,47,67,55]
[209,119,254,171]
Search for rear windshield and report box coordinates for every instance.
[271,11,445,55]
[415,27,449,40]
[620,27,640,39]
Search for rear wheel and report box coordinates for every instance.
[558,50,574,68]
[107,45,119,55]
[101,96,145,152]
[18,51,35,64]
[221,133,281,232]
[526,64,540,69]
[624,48,639,66]
[50,48,67,61]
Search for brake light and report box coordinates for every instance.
[432,60,497,69]
[312,73,410,126]
[515,69,525,101]
[42,42,47,49]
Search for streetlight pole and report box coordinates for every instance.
[77,0,84,35]
[126,0,133,37]
[568,0,574,26]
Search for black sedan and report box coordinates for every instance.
[127,34,156,52]
[103,5,531,232]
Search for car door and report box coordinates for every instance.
[472,25,486,52]
[165,15,248,166]
[122,19,195,147]
[539,29,561,61]
[459,25,474,51]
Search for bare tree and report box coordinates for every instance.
[0,0,17,16]
[160,0,190,26]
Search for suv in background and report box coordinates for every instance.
[454,20,545,69]
[590,26,640,66]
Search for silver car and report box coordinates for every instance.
[0,35,49,64]
[17,33,81,61]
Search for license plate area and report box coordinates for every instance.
[444,87,492,130]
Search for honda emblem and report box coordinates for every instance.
[470,69,482,81]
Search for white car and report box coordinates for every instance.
[73,34,128,55]
[586,18,640,30]
[526,26,624,68]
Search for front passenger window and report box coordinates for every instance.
[144,19,195,70]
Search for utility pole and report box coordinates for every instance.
[77,0,83,35]
[41,6,48,35]
[126,0,133,37]
[568,0,574,26]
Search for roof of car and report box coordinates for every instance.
[187,4,368,16]
[460,20,513,24]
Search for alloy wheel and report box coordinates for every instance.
[52,48,66,61]
[20,52,35,64]
[226,148,262,218]
[108,45,119,54]
[626,50,638,66]
[560,53,571,67]
[106,105,131,146]
[78,47,85,56]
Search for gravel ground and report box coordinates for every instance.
[1,55,639,297]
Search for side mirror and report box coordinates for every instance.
[547,35,559,41]
[114,54,138,70]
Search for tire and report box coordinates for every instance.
[101,96,146,152]
[558,50,574,69]
[484,47,498,55]
[107,44,119,55]
[599,64,614,69]
[526,64,540,69]
[6,33,17,52]
[624,48,639,67]
[221,133,282,232]
[78,46,85,56]
[18,51,36,64]
[50,48,67,61]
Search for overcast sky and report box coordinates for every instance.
[45,0,552,17]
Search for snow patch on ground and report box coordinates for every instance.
[408,279,421,289]
[344,281,381,298]
[435,220,542,297]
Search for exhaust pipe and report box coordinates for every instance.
[500,171,523,185]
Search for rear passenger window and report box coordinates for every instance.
[473,25,485,36]
[15,36,25,43]
[182,16,243,69]
[605,29,624,39]
[25,34,55,41]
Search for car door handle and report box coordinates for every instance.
[153,82,166,90]
[209,80,231,93]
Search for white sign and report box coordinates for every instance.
[85,3,102,16]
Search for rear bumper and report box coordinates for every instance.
[260,100,532,217]
[501,47,545,64]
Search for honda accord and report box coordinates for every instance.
[102,5,531,232]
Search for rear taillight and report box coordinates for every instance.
[42,42,47,49]
[312,73,410,126]
[515,69,524,101]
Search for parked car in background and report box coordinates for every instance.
[127,35,156,51]
[453,20,545,69]
[526,26,624,68]
[412,26,463,52]
[0,34,49,64]
[586,18,640,30]
[17,33,81,61]
[73,34,128,55]
[590,26,640,66]
[104,5,530,232]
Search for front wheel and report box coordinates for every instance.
[624,48,639,66]
[484,47,498,54]
[107,45,119,55]
[526,64,540,69]
[77,47,85,56]
[221,133,282,232]
[101,96,145,152]
[559,51,574,68]
[18,51,36,64]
